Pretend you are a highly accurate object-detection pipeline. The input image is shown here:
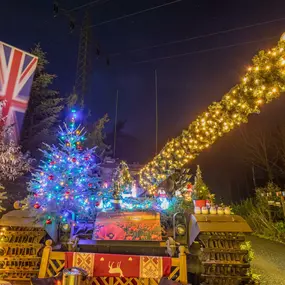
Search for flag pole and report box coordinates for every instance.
[155,69,158,155]
[114,90,119,158]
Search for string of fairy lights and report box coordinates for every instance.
[139,34,285,193]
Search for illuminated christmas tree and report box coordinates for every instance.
[27,110,104,224]
[193,165,210,200]
[112,161,134,199]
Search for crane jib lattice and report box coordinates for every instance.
[139,33,285,193]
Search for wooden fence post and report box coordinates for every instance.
[281,197,285,219]
[38,240,53,278]
[178,246,187,285]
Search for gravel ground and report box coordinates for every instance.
[246,235,285,285]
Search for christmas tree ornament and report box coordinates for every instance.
[46,219,52,225]
[13,201,22,210]
[48,175,54,180]
[34,203,40,209]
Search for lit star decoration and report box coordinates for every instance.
[139,35,285,193]
[27,110,105,224]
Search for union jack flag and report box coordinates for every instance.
[0,41,38,142]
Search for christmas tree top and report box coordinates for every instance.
[28,110,104,224]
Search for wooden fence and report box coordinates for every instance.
[38,240,188,285]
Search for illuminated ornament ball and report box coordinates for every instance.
[139,33,285,194]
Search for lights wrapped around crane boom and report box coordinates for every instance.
[139,35,285,193]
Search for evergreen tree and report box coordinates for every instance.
[87,114,110,157]
[0,101,32,211]
[66,88,79,110]
[27,110,106,224]
[112,161,134,198]
[193,165,210,200]
[65,89,110,158]
[21,44,64,156]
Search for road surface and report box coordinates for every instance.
[246,235,285,285]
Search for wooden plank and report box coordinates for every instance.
[171,258,179,267]
[49,251,65,260]
[38,240,52,278]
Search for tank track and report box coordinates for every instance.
[0,226,46,282]
[196,232,251,285]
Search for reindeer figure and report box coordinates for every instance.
[108,261,124,277]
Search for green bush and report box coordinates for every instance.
[232,183,285,243]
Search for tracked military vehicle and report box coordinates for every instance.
[175,213,253,285]
[72,209,252,285]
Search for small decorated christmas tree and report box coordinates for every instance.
[112,161,134,199]
[27,110,105,224]
[193,165,211,200]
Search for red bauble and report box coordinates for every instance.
[95,201,100,207]
[34,203,40,209]
[46,219,52,225]
[77,146,83,151]
[88,183,93,188]
[65,191,70,195]
[34,193,38,197]
[84,156,90,161]
[50,161,56,165]
[72,157,77,162]
[48,175,54,180]
[187,183,192,189]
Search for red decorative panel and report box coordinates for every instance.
[93,212,162,241]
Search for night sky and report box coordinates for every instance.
[1,0,285,194]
